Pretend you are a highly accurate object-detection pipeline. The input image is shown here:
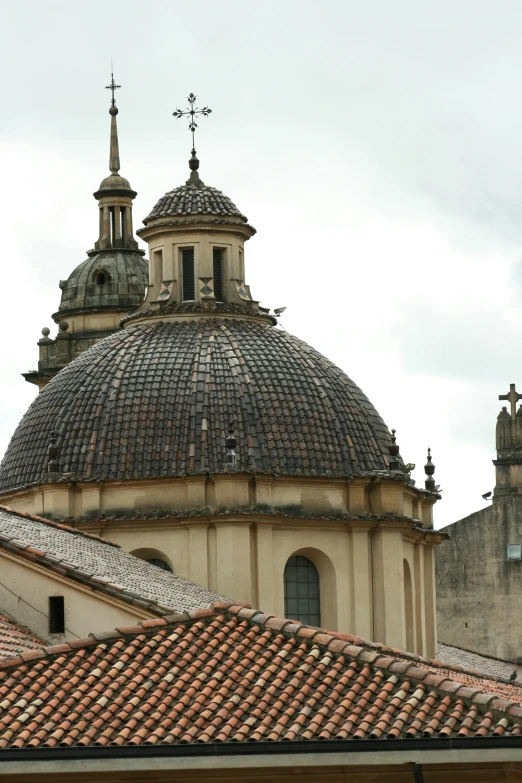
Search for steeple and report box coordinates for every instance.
[23,74,148,391]
[92,73,139,253]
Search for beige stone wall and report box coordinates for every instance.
[0,550,155,644]
[1,473,440,656]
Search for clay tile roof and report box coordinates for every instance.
[144,181,248,223]
[1,604,521,749]
[0,611,45,660]
[0,505,226,615]
[0,319,393,491]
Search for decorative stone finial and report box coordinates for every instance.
[59,321,69,332]
[424,447,436,491]
[225,423,238,471]
[388,429,400,470]
[41,327,50,337]
[47,431,60,473]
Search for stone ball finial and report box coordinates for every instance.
[189,149,200,171]
[388,428,401,470]
[59,321,69,332]
[41,327,50,337]
[424,447,436,491]
[109,105,119,116]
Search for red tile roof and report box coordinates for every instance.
[1,603,522,749]
[0,611,45,660]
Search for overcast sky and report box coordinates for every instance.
[2,0,522,527]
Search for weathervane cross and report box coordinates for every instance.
[105,71,121,107]
[499,383,522,420]
[173,93,212,154]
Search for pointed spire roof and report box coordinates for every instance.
[95,75,135,198]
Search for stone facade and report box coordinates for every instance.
[437,384,522,661]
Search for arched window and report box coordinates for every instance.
[284,555,320,626]
[147,558,173,573]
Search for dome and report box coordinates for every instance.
[57,250,148,316]
[0,319,393,492]
[97,173,134,193]
[143,177,249,224]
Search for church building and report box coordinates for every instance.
[0,89,443,657]
[0,85,521,780]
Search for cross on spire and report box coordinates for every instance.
[499,383,522,419]
[173,93,212,154]
[106,70,121,107]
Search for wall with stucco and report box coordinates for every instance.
[0,550,155,644]
[436,497,522,661]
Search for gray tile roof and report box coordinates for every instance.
[0,506,226,614]
[0,320,393,491]
[437,642,522,683]
[144,181,248,223]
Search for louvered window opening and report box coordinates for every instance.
[181,248,195,301]
[284,555,321,626]
[213,248,224,302]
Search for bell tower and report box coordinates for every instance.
[24,74,148,390]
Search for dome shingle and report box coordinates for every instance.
[0,320,392,491]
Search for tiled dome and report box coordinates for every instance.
[0,320,393,491]
[58,250,148,315]
[143,178,249,224]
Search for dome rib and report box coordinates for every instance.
[0,321,392,492]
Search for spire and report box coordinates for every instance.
[109,105,120,174]
[92,71,139,253]
[105,70,122,177]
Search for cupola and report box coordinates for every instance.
[23,75,148,390]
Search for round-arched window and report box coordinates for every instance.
[284,555,320,626]
[147,558,173,573]
[96,271,107,286]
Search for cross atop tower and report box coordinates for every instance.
[173,93,212,155]
[105,71,121,107]
[499,383,522,420]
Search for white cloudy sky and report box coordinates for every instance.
[1,0,522,527]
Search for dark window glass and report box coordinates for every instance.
[284,556,320,626]
[213,248,224,302]
[181,248,195,300]
[147,558,173,573]
[49,596,65,634]
[96,271,106,286]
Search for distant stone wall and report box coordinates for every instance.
[436,498,522,661]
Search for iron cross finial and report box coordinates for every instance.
[173,93,212,154]
[105,70,121,107]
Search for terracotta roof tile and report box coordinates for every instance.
[0,506,226,615]
[0,604,521,749]
[0,612,45,660]
[144,181,248,223]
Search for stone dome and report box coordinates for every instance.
[0,319,393,492]
[143,173,249,225]
[57,250,148,317]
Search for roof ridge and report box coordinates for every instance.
[0,504,120,548]
[1,602,521,721]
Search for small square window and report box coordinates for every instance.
[507,544,522,561]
